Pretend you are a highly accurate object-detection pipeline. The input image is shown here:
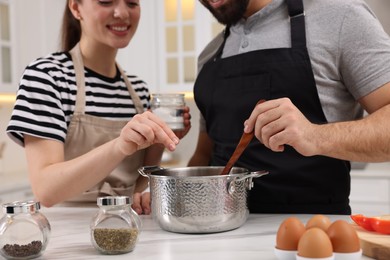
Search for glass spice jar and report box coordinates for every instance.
[0,201,51,260]
[90,196,141,255]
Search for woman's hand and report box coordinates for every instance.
[174,106,191,139]
[117,111,180,156]
[132,191,151,215]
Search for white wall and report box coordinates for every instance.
[116,1,159,92]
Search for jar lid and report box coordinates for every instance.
[97,196,131,206]
[2,201,40,214]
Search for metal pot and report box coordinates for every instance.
[138,166,268,233]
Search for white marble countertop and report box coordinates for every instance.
[0,206,372,260]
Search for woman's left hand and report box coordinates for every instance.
[174,106,191,139]
[132,191,151,215]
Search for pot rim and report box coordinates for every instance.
[139,166,252,179]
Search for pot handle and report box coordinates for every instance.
[138,166,165,178]
[227,170,268,195]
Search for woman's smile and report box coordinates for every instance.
[107,23,131,36]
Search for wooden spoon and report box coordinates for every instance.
[220,99,265,175]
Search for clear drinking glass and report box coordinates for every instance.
[150,93,185,130]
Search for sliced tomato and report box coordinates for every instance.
[350,214,375,231]
[369,215,390,235]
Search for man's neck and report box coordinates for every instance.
[244,0,273,18]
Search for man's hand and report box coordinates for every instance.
[244,98,318,156]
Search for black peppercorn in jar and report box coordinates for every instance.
[90,196,141,255]
[0,201,51,259]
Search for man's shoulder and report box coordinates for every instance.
[198,30,225,69]
[305,0,368,15]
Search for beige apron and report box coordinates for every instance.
[64,44,146,202]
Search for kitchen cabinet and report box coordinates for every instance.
[154,0,217,93]
[0,0,64,94]
[0,0,14,93]
[117,1,223,94]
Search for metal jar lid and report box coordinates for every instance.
[2,201,40,214]
[97,196,131,206]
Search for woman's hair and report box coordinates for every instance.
[61,0,81,52]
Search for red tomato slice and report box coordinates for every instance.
[350,214,375,231]
[369,215,390,235]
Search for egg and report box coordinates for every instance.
[306,214,332,231]
[326,220,361,253]
[276,217,306,250]
[298,228,333,258]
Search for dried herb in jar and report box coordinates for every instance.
[93,228,138,252]
[2,240,42,258]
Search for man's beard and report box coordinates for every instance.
[200,0,250,26]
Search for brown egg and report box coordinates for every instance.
[298,228,333,258]
[276,217,306,250]
[306,214,332,231]
[327,219,361,253]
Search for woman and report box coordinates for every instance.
[6,0,190,214]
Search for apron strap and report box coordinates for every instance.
[69,43,86,114]
[116,63,145,114]
[68,43,144,115]
[213,26,230,61]
[286,0,307,49]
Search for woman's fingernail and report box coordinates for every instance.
[169,143,176,151]
[173,137,179,144]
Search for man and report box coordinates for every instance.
[189,0,390,214]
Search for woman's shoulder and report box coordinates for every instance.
[125,74,146,85]
[122,72,148,91]
[25,51,74,74]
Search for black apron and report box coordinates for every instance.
[194,0,351,214]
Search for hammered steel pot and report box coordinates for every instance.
[138,166,268,233]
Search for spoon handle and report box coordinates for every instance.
[220,132,254,175]
[220,99,265,175]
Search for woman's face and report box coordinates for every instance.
[72,0,140,50]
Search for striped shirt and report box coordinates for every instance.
[7,52,150,146]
